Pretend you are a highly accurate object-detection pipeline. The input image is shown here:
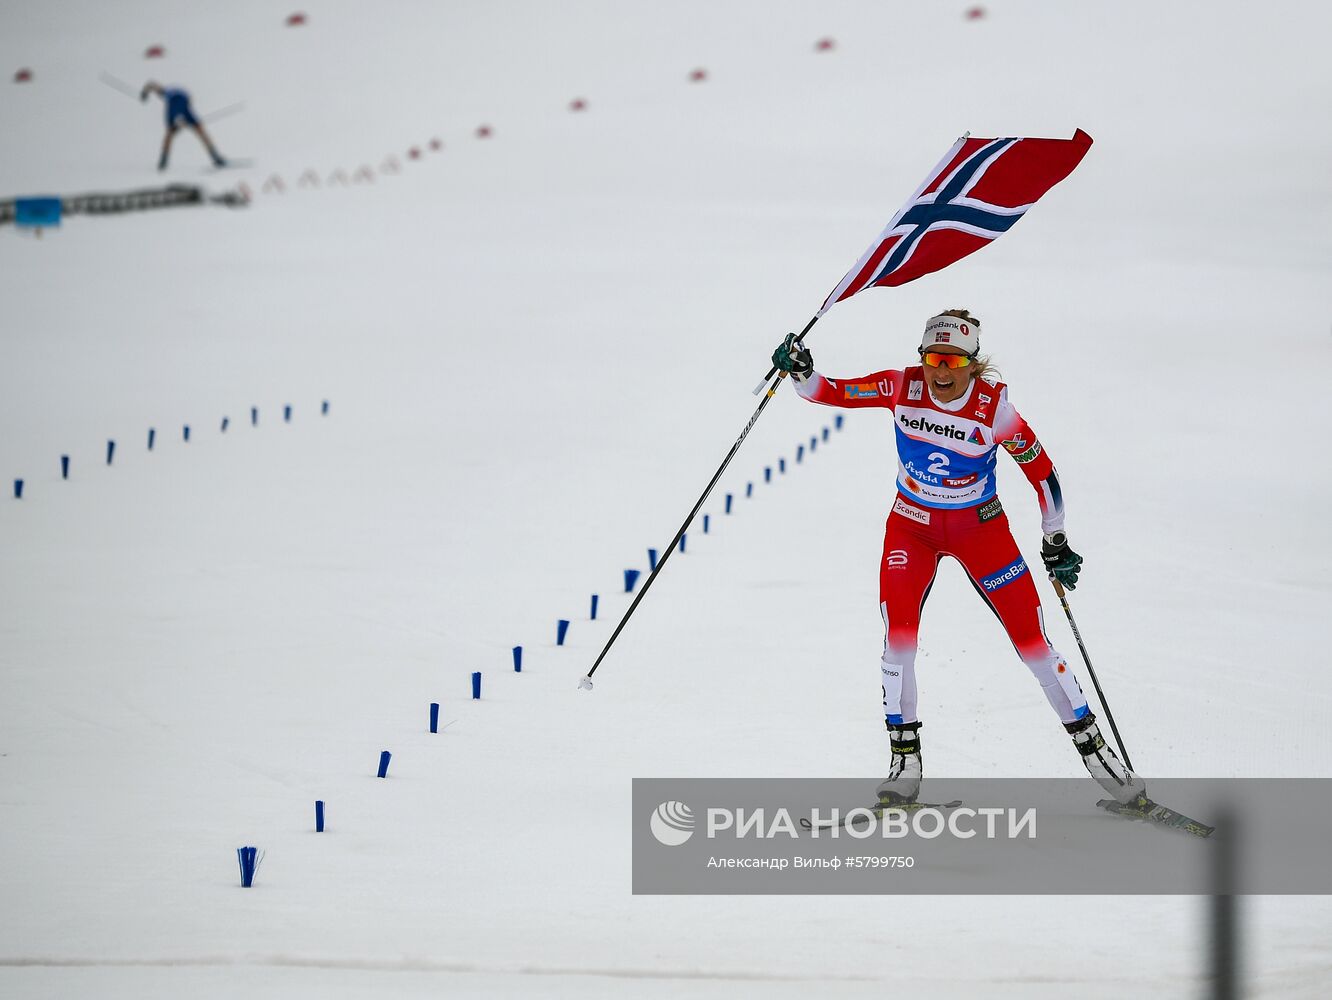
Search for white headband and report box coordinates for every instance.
[920,314,980,354]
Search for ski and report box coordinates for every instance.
[800,799,964,832]
[1097,796,1215,838]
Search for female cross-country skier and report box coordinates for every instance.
[140,81,227,171]
[771,309,1145,807]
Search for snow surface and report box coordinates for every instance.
[3,1,1331,997]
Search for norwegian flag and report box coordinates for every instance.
[820,129,1092,314]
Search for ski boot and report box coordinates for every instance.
[1065,713,1146,805]
[877,721,922,805]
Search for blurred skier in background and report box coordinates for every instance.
[772,309,1146,808]
[140,81,227,170]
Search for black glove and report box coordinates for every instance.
[771,333,813,380]
[1041,532,1083,590]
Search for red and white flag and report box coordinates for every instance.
[820,129,1092,315]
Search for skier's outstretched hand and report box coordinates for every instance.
[1041,532,1083,590]
[771,333,813,381]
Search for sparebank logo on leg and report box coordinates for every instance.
[650,801,696,845]
[981,557,1028,592]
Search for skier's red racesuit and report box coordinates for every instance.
[794,366,1091,726]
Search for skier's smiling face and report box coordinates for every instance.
[921,347,974,404]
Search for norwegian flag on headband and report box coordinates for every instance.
[819,129,1092,315]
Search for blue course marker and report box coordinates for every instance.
[14,197,61,229]
[106,440,116,465]
[725,493,733,514]
[835,414,844,430]
[648,548,659,571]
[822,426,830,442]
[512,646,523,672]
[765,466,771,483]
[221,417,230,432]
[13,479,23,500]
[472,671,482,699]
[237,846,259,887]
[590,595,599,621]
[810,436,817,452]
[61,455,69,480]
[284,405,292,423]
[796,445,804,463]
[703,514,710,534]
[315,800,325,832]
[322,400,330,415]
[624,569,640,593]
[430,703,440,732]
[746,482,753,498]
[251,407,259,427]
[779,458,786,473]
[557,619,570,645]
[377,750,392,778]
[183,425,190,442]
[147,428,156,451]
[679,534,686,553]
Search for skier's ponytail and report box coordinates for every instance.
[936,308,1000,383]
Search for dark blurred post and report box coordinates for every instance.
[1209,804,1240,999]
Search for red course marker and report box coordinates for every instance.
[965,6,987,19]
[569,97,587,111]
[476,124,493,138]
[144,44,165,59]
[814,37,836,51]
[14,68,33,83]
[428,137,443,151]
[688,68,708,83]
[286,12,307,26]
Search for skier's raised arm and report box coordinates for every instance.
[771,333,902,409]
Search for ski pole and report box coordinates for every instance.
[98,71,139,100]
[1049,578,1134,771]
[579,370,791,690]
